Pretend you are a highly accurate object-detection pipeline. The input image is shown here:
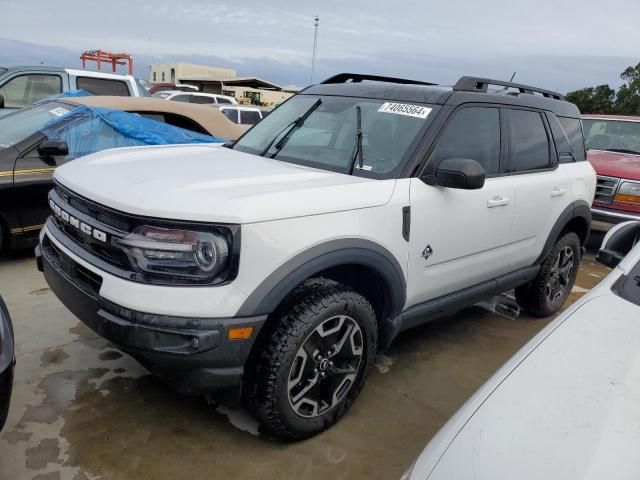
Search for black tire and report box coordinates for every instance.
[516,231,581,317]
[245,278,377,441]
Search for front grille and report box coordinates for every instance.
[594,175,621,204]
[52,185,132,270]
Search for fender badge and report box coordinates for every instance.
[422,244,434,260]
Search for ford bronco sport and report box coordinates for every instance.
[36,73,596,440]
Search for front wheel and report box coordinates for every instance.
[246,278,377,441]
[516,231,581,317]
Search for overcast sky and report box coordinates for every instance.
[2,0,639,92]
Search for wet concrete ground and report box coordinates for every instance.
[0,250,609,480]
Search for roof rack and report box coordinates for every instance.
[321,73,436,86]
[454,76,564,100]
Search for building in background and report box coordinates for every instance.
[149,62,297,107]
[149,62,236,84]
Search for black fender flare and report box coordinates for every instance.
[236,239,407,319]
[534,200,592,265]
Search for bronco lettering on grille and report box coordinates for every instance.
[50,199,108,243]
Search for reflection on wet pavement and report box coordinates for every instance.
[0,251,610,479]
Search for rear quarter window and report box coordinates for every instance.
[558,116,586,162]
[508,109,551,172]
[77,77,130,96]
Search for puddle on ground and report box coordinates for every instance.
[375,354,394,373]
[40,348,70,368]
[30,288,51,296]
[98,350,123,361]
[477,294,522,320]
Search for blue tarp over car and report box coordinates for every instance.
[39,105,222,157]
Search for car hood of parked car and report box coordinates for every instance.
[410,243,640,480]
[53,144,396,224]
[588,149,640,180]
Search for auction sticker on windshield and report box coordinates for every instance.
[378,103,431,119]
[49,107,70,117]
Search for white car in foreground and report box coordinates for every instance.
[405,220,640,480]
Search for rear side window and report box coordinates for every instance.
[547,114,575,164]
[240,110,261,125]
[217,97,233,104]
[508,109,550,172]
[170,94,191,103]
[558,116,586,162]
[77,77,130,96]
[222,109,239,123]
[0,74,62,108]
[429,107,501,175]
[190,96,214,105]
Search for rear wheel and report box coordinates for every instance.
[246,278,377,441]
[516,232,581,317]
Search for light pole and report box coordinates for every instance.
[310,16,319,84]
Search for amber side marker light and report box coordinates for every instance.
[614,194,640,205]
[228,327,254,340]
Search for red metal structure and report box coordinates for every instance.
[80,50,133,75]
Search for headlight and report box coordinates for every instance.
[615,181,640,205]
[114,225,230,281]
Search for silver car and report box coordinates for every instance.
[405,221,640,480]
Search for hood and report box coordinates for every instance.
[587,149,640,180]
[53,144,396,224]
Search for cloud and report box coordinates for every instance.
[1,0,639,92]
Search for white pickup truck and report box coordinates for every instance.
[0,66,147,116]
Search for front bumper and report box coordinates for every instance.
[591,207,640,230]
[0,296,15,432]
[37,231,266,397]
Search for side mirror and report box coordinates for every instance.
[596,220,640,268]
[428,157,486,190]
[38,139,69,159]
[0,94,4,109]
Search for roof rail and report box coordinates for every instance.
[321,73,436,86]
[454,76,564,100]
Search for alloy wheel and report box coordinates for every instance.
[545,246,575,304]
[287,315,364,418]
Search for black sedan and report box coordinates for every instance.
[0,295,14,431]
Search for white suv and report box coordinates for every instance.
[36,73,596,440]
[157,91,238,105]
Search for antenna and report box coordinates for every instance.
[509,71,517,82]
[310,16,320,84]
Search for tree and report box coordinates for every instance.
[566,85,615,114]
[614,63,640,115]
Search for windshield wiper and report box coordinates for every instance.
[348,105,364,175]
[604,148,640,156]
[260,98,322,158]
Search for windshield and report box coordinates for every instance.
[233,95,433,177]
[583,118,640,155]
[0,101,78,149]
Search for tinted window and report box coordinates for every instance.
[559,116,586,161]
[190,95,214,105]
[132,111,208,135]
[222,109,239,123]
[77,77,130,96]
[170,94,191,103]
[547,114,575,164]
[509,109,550,172]
[217,97,233,104]
[429,107,501,175]
[240,110,261,125]
[0,74,62,108]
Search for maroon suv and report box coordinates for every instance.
[584,115,640,230]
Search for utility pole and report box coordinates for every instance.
[310,16,319,84]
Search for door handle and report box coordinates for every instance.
[487,196,510,208]
[550,187,568,197]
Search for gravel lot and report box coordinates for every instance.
[0,249,609,480]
